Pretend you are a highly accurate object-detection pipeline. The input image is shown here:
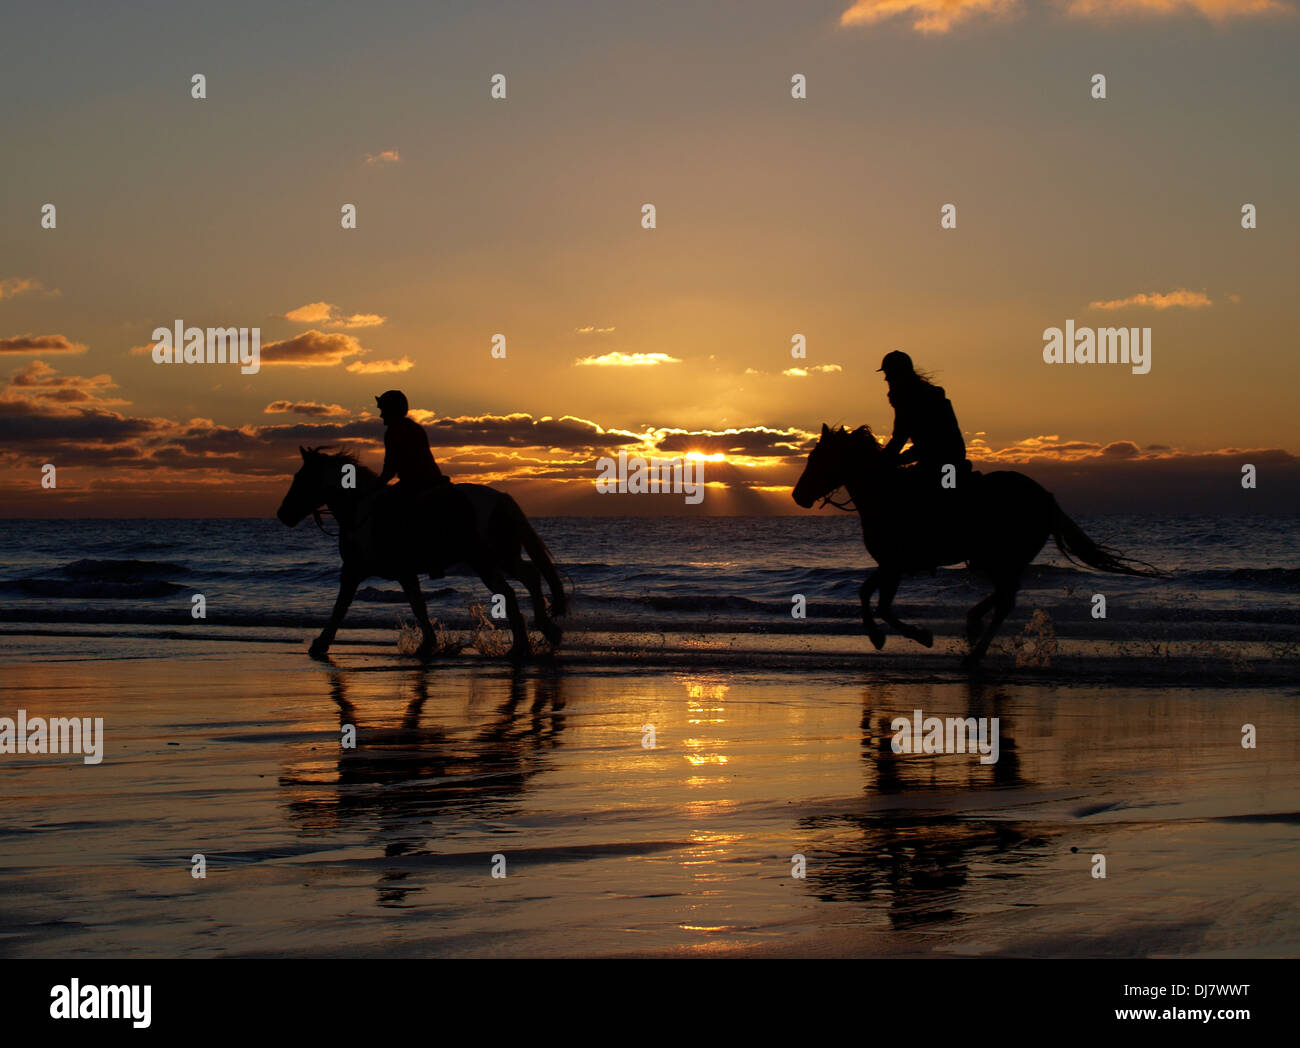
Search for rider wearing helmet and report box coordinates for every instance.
[375,390,449,492]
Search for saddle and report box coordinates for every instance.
[885,462,982,567]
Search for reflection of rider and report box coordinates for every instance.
[878,351,970,484]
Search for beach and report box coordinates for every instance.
[2,631,1296,959]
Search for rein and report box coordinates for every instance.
[819,490,856,512]
[312,508,338,538]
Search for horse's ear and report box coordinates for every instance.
[821,423,830,437]
[300,446,308,459]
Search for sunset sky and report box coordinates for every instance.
[3,0,1298,515]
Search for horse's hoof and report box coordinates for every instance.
[414,639,437,660]
[506,643,530,661]
[868,630,886,651]
[541,625,563,648]
[915,628,934,648]
[308,639,331,660]
[959,654,981,673]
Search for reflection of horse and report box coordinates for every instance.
[277,447,566,659]
[278,667,567,905]
[793,424,1162,667]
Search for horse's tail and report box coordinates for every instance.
[1049,498,1166,578]
[508,498,570,617]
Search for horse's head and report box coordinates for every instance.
[792,424,880,508]
[276,446,336,527]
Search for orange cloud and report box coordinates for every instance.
[0,333,87,355]
[364,149,401,165]
[783,364,844,377]
[264,400,350,418]
[3,360,124,408]
[574,352,680,367]
[1089,289,1213,310]
[575,326,616,334]
[1065,0,1290,20]
[260,330,368,367]
[0,277,57,301]
[840,0,1291,33]
[345,356,414,374]
[282,302,386,328]
[841,0,1018,33]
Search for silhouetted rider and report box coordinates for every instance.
[878,351,970,480]
[376,389,449,493]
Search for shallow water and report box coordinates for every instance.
[0,516,1296,642]
[1,641,1296,958]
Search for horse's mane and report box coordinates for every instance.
[825,424,879,448]
[304,445,380,483]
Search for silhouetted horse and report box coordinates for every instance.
[792,424,1162,667]
[277,447,566,660]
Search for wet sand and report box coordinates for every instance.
[1,636,1297,958]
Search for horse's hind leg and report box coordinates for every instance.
[512,556,561,649]
[876,571,933,648]
[399,574,439,658]
[965,592,997,647]
[474,562,530,659]
[963,577,1019,669]
[311,566,363,658]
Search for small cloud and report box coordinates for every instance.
[575,326,616,335]
[1101,440,1142,459]
[3,360,124,407]
[841,0,1292,36]
[782,364,843,377]
[0,333,87,355]
[840,0,1018,34]
[0,277,58,301]
[574,352,680,368]
[282,301,386,328]
[346,356,414,374]
[364,149,401,166]
[1228,293,1242,304]
[264,400,350,418]
[260,330,368,367]
[1089,289,1213,311]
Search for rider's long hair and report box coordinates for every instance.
[886,366,940,409]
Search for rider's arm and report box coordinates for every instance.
[378,429,397,484]
[883,407,910,461]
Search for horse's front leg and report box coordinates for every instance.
[310,566,363,659]
[876,571,934,648]
[859,570,886,650]
[399,573,439,658]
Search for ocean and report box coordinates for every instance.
[0,515,1295,666]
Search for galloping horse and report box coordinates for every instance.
[792,424,1162,667]
[277,447,566,659]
